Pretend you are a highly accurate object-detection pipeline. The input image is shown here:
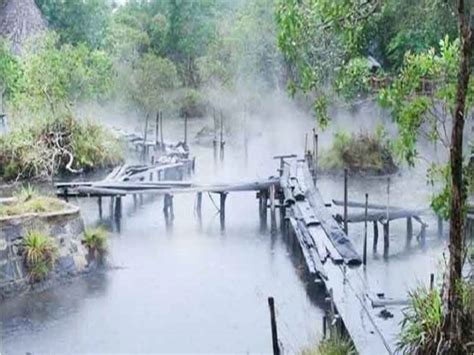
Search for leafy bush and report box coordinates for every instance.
[320,128,397,174]
[178,88,207,118]
[82,227,108,262]
[0,115,123,181]
[22,230,58,282]
[301,334,356,355]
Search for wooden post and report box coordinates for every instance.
[155,112,159,149]
[322,315,327,339]
[406,217,413,246]
[313,130,318,184]
[196,192,202,220]
[133,194,137,209]
[430,273,435,290]
[270,185,277,235]
[220,192,227,230]
[160,111,164,150]
[213,109,218,166]
[420,224,426,247]
[262,190,268,230]
[109,196,115,219]
[267,297,280,355]
[437,216,443,238]
[98,196,103,219]
[304,133,308,155]
[343,169,348,235]
[373,221,379,252]
[115,196,122,220]
[142,113,150,163]
[184,113,188,145]
[363,193,368,266]
[219,111,225,163]
[383,221,390,259]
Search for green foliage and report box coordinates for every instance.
[0,115,123,181]
[398,283,472,354]
[82,227,108,261]
[178,88,207,118]
[22,230,58,282]
[12,33,113,115]
[0,41,23,99]
[36,0,112,49]
[128,53,179,114]
[300,334,355,355]
[334,57,372,99]
[320,129,396,174]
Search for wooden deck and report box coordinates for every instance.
[282,158,402,355]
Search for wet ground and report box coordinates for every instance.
[0,105,448,354]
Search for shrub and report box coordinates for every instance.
[301,334,356,355]
[320,128,397,175]
[82,227,108,263]
[0,115,124,181]
[22,230,58,282]
[398,283,473,354]
[178,89,207,118]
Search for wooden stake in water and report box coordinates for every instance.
[343,169,348,235]
[267,297,280,355]
[184,113,188,145]
[384,177,391,258]
[219,111,225,163]
[155,112,159,149]
[363,193,368,266]
[160,111,164,150]
[142,113,150,162]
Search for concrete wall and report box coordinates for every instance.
[0,201,88,299]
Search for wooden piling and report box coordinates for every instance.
[98,196,103,219]
[430,273,434,290]
[142,113,150,162]
[420,224,426,246]
[267,297,280,355]
[322,315,327,339]
[184,113,188,145]
[155,112,159,148]
[220,192,227,230]
[115,196,122,220]
[313,130,318,184]
[160,111,164,150]
[363,193,368,266]
[406,217,413,246]
[219,111,225,163]
[262,190,268,230]
[383,221,389,259]
[343,169,348,235]
[437,216,443,238]
[270,185,277,235]
[196,192,202,220]
[373,221,379,252]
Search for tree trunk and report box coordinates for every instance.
[439,1,472,353]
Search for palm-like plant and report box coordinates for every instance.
[82,227,108,263]
[22,230,57,282]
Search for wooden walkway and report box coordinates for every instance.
[281,157,402,355]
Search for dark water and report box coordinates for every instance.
[0,105,448,354]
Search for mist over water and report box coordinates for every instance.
[0,87,449,354]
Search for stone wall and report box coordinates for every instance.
[0,201,88,299]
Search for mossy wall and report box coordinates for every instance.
[0,201,87,299]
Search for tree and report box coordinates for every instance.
[12,33,113,116]
[36,0,112,49]
[128,53,179,115]
[439,1,472,353]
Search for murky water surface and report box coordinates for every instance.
[0,110,447,354]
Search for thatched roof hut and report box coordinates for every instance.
[0,0,46,54]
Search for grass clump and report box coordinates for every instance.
[301,334,356,355]
[320,128,397,175]
[22,230,58,282]
[398,283,473,354]
[0,115,124,181]
[0,186,65,217]
[82,227,108,263]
